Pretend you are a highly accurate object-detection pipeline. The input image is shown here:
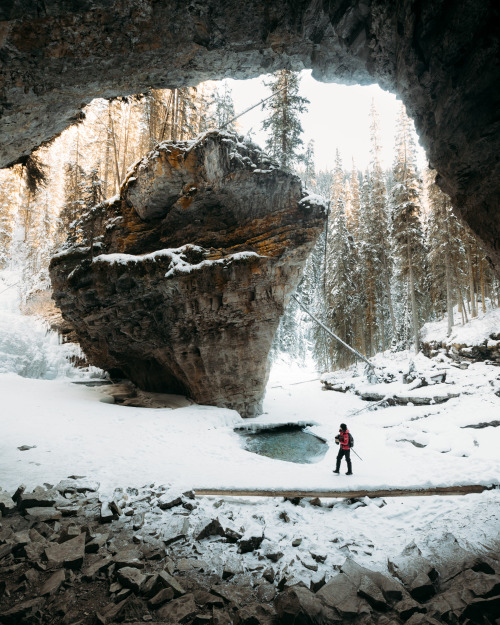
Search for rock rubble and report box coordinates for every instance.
[1,479,499,624]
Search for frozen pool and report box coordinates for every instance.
[237,425,328,464]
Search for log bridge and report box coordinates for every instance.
[194,485,497,499]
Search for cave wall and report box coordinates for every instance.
[0,1,499,271]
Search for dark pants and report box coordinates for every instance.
[336,448,352,473]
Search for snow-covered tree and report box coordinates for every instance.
[391,104,427,353]
[207,80,237,132]
[261,70,309,170]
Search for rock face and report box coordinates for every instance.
[1,1,499,275]
[49,131,326,416]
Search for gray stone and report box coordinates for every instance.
[239,531,264,553]
[26,506,63,522]
[156,593,198,622]
[148,587,175,608]
[275,584,342,625]
[85,532,109,553]
[222,555,244,579]
[113,546,144,569]
[0,597,45,625]
[388,542,438,601]
[0,543,13,560]
[424,533,496,582]
[45,533,86,569]
[193,590,225,608]
[0,493,16,516]
[357,575,389,611]
[237,603,276,625]
[100,502,116,522]
[317,572,372,619]
[40,569,66,596]
[116,566,147,593]
[55,478,100,495]
[425,591,467,622]
[158,570,186,597]
[81,555,113,580]
[162,515,190,546]
[194,517,225,541]
[211,584,255,607]
[158,491,184,510]
[18,487,63,510]
[393,597,426,621]
[341,558,405,603]
[132,512,145,531]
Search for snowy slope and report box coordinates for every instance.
[0,272,499,577]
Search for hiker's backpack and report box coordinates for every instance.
[348,433,354,448]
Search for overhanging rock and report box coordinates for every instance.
[49,131,327,417]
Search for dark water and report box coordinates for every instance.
[238,426,328,464]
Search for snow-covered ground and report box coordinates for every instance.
[0,270,499,578]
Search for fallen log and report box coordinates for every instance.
[194,485,497,499]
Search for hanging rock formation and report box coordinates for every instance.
[1,1,499,275]
[49,131,326,417]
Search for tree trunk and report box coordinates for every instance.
[479,257,486,313]
[445,250,454,336]
[466,245,477,317]
[407,233,420,353]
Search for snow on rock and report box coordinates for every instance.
[50,130,326,417]
[421,305,500,364]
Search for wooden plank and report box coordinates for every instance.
[194,485,496,499]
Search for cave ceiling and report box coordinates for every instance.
[0,0,499,271]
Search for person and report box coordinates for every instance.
[333,423,353,475]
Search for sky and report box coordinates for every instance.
[228,70,427,172]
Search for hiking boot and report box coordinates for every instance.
[333,470,339,474]
[346,471,353,475]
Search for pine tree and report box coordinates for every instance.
[391,104,427,353]
[208,80,237,132]
[425,169,465,335]
[325,193,357,368]
[367,101,395,347]
[261,70,309,170]
[299,139,316,191]
[0,167,22,268]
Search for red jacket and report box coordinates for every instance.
[339,429,350,450]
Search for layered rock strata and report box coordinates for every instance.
[1,1,499,274]
[49,131,326,416]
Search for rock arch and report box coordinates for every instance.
[0,1,499,271]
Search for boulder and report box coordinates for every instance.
[116,566,147,593]
[44,533,86,569]
[275,584,342,625]
[162,515,190,546]
[49,132,326,417]
[156,593,198,622]
[18,487,63,510]
[0,597,46,625]
[388,542,438,601]
[317,572,372,619]
[113,546,144,569]
[157,570,186,597]
[82,555,113,580]
[39,569,66,596]
[0,492,16,516]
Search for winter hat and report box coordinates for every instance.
[340,423,347,431]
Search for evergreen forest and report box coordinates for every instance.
[0,71,498,373]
